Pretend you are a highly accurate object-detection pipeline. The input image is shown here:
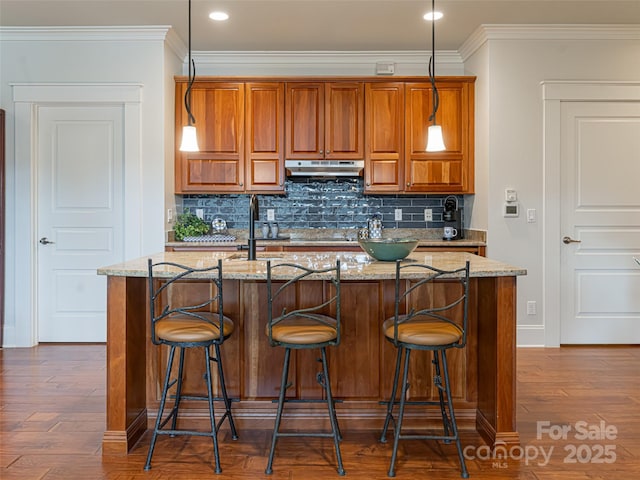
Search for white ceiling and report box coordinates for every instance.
[1,0,639,52]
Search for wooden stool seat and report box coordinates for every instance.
[267,315,338,345]
[144,259,238,474]
[380,260,470,479]
[382,317,462,346]
[265,260,345,476]
[157,314,234,343]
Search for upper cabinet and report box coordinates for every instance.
[175,80,284,194]
[176,77,474,195]
[404,79,474,193]
[364,82,405,193]
[286,82,364,160]
[245,82,285,192]
[175,81,245,193]
[365,78,474,194]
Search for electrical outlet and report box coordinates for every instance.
[195,208,204,219]
[267,209,275,221]
[167,208,173,222]
[395,209,402,221]
[424,208,433,222]
[526,301,537,315]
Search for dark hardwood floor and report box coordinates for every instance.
[1,345,639,479]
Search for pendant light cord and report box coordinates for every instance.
[428,0,439,124]
[184,0,196,126]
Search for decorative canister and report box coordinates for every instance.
[261,223,270,239]
[358,227,369,239]
[369,218,382,239]
[271,222,279,238]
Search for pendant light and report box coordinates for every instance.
[179,0,199,152]
[426,0,446,152]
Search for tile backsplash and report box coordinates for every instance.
[180,177,464,230]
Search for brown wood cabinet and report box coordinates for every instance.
[175,81,245,193]
[175,76,474,195]
[365,78,475,194]
[175,80,285,194]
[416,245,485,256]
[405,79,474,193]
[364,82,405,193]
[286,82,364,160]
[245,82,285,191]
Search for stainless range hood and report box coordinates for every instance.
[285,159,364,177]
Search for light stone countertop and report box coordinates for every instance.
[165,228,487,249]
[98,250,525,280]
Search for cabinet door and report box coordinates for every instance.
[285,83,324,159]
[245,82,285,192]
[175,82,245,193]
[364,82,404,192]
[405,80,474,193]
[325,82,364,160]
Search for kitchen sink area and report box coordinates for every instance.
[224,252,289,262]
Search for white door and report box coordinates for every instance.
[560,101,640,344]
[37,106,125,342]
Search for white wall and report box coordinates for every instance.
[164,33,185,238]
[3,25,638,346]
[463,43,490,233]
[462,28,640,345]
[0,27,183,346]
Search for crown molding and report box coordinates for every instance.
[164,28,186,62]
[0,25,172,42]
[190,50,464,76]
[459,24,640,61]
[193,50,462,65]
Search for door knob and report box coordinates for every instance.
[562,236,581,244]
[39,237,55,245]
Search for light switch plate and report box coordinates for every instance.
[267,209,275,221]
[505,188,517,202]
[527,208,537,223]
[395,209,402,221]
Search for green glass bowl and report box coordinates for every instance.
[358,238,419,261]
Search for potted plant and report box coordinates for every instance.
[173,212,210,241]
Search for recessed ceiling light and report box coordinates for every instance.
[423,11,443,21]
[209,11,229,21]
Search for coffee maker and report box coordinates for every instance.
[443,195,463,240]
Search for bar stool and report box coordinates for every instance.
[264,259,344,476]
[380,260,470,478]
[144,259,238,474]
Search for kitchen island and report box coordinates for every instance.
[97,251,525,456]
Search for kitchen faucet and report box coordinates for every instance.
[247,194,259,260]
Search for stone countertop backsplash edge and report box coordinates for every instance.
[166,228,486,248]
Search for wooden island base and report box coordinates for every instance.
[99,252,524,455]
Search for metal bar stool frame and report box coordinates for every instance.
[380,259,471,478]
[144,259,238,474]
[265,259,345,476]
